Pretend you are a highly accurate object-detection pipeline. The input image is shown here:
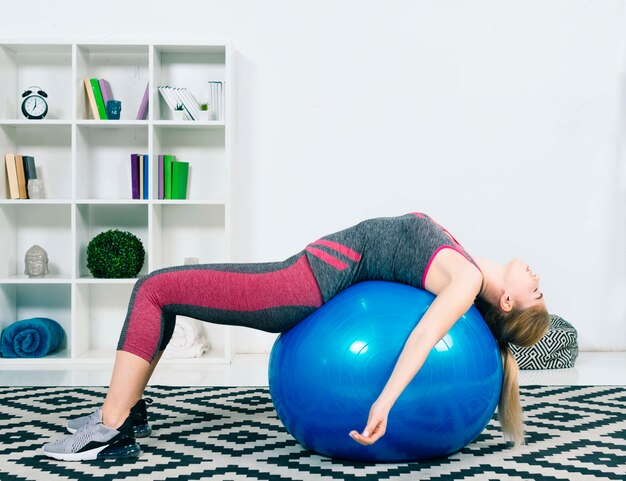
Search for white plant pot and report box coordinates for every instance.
[198,110,210,121]
[173,110,185,121]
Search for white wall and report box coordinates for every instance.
[2,0,626,352]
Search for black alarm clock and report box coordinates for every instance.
[21,86,48,120]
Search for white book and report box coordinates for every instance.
[158,86,178,115]
[210,81,217,120]
[174,88,195,120]
[186,89,202,120]
[218,82,224,121]
[179,88,200,120]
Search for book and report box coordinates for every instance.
[99,79,113,109]
[136,83,149,120]
[84,79,99,120]
[171,160,189,200]
[23,156,37,181]
[139,154,144,199]
[171,87,194,120]
[157,86,178,113]
[131,153,139,199]
[143,154,149,199]
[163,154,175,199]
[158,155,164,199]
[4,153,19,199]
[15,154,27,199]
[90,78,108,120]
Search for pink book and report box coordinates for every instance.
[136,83,149,120]
[99,79,113,106]
[158,155,164,199]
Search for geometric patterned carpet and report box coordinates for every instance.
[1,385,625,481]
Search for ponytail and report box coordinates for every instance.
[475,296,550,446]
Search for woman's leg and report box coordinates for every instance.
[100,252,322,428]
[100,350,164,429]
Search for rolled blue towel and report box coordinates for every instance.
[0,317,66,358]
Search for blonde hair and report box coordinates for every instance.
[474,297,550,445]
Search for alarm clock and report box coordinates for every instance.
[21,86,48,120]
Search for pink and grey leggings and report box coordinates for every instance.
[116,252,323,364]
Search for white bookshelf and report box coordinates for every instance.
[0,41,233,368]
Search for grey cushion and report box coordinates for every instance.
[510,315,578,369]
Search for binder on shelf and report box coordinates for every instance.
[98,79,113,109]
[163,154,175,199]
[139,154,144,199]
[143,154,149,200]
[4,153,19,199]
[90,78,108,120]
[15,154,27,199]
[171,161,189,200]
[83,79,99,120]
[158,155,164,199]
[136,83,149,120]
[130,153,140,199]
[23,156,37,182]
[208,81,224,120]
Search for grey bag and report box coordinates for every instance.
[510,314,578,369]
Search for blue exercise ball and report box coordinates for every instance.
[268,281,502,462]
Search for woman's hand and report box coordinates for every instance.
[349,401,390,446]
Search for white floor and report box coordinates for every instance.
[1,351,625,387]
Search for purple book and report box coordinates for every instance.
[99,79,113,106]
[131,153,139,199]
[136,83,149,120]
[158,155,164,199]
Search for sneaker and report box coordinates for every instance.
[67,398,153,438]
[42,414,140,461]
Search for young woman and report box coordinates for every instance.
[42,212,550,461]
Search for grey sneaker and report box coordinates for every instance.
[43,414,140,461]
[67,398,153,438]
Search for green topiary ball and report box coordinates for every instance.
[86,229,145,278]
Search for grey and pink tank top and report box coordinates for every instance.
[304,212,480,302]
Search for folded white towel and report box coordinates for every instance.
[163,317,210,359]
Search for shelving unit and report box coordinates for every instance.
[0,41,233,367]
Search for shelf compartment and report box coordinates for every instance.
[0,44,72,121]
[76,124,148,200]
[73,282,229,364]
[76,44,149,121]
[76,203,149,279]
[151,203,227,268]
[0,283,71,360]
[153,45,226,121]
[0,203,72,279]
[0,124,71,200]
[74,282,133,359]
[153,126,227,201]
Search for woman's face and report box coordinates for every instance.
[503,258,545,310]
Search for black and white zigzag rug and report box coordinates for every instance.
[1,385,625,480]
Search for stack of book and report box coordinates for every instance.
[158,155,189,200]
[84,78,149,120]
[4,154,37,199]
[208,81,224,120]
[130,154,149,200]
[158,81,224,120]
[129,154,189,200]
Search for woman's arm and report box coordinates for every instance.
[350,267,483,445]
